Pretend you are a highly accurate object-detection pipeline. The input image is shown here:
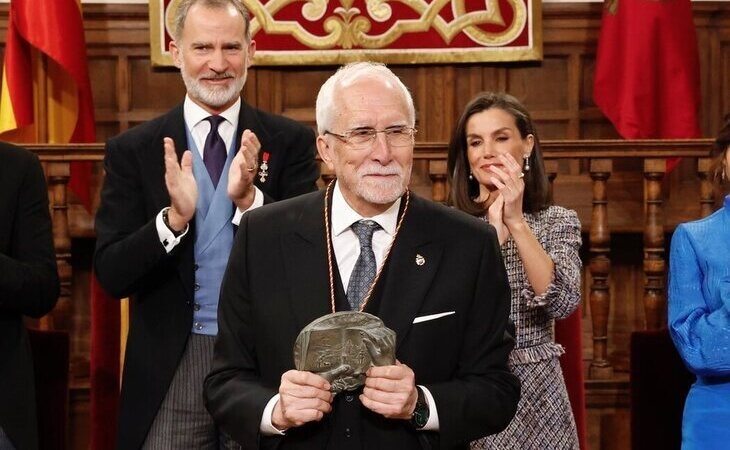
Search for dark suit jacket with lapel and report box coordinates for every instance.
[0,143,60,450]
[205,189,520,450]
[94,101,319,450]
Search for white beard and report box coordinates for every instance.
[349,162,411,205]
[180,60,246,108]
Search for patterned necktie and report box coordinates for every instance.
[203,115,226,188]
[347,220,381,310]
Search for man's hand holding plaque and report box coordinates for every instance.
[360,361,419,420]
[272,370,334,430]
[358,330,418,419]
[293,312,397,393]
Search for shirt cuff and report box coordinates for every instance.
[260,394,286,436]
[418,385,440,431]
[155,208,190,253]
[232,186,264,226]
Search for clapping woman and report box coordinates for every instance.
[447,92,581,449]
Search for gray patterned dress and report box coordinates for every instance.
[472,205,582,450]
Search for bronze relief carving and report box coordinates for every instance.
[293,311,396,392]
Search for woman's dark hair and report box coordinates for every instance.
[447,92,551,216]
[709,113,730,190]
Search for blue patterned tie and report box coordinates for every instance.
[347,220,381,310]
[203,115,226,188]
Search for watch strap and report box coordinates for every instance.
[410,386,429,429]
[162,207,185,237]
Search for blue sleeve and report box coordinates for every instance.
[668,225,730,376]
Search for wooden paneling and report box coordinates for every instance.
[3,3,730,450]
[0,3,727,142]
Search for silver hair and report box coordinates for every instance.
[315,62,416,135]
[173,0,251,42]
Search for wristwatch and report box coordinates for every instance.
[162,207,184,237]
[410,386,430,429]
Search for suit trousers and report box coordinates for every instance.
[0,427,16,450]
[142,334,240,450]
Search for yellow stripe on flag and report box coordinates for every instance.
[46,58,79,143]
[0,68,18,133]
[120,298,130,385]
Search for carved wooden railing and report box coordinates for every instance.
[27,144,104,332]
[29,139,716,381]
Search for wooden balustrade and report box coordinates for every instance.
[643,159,667,331]
[26,144,104,332]
[26,139,716,382]
[588,159,612,379]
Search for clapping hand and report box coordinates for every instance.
[487,153,527,243]
[228,129,261,211]
[163,137,197,231]
[487,194,509,245]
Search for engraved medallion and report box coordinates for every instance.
[293,311,396,393]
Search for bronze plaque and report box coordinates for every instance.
[293,311,396,393]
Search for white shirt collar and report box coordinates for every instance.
[183,95,241,129]
[331,181,401,237]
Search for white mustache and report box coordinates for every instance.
[358,164,402,177]
[200,73,234,81]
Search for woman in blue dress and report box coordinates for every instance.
[669,116,730,450]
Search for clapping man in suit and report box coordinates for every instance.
[94,0,319,448]
[205,62,520,450]
[0,143,60,450]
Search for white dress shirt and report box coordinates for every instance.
[330,180,400,290]
[156,95,264,252]
[260,181,440,434]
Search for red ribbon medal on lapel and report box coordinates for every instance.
[258,151,270,183]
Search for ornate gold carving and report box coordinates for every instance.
[302,0,328,21]
[246,0,528,49]
[149,0,541,66]
[366,0,393,23]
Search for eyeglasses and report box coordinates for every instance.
[324,126,417,149]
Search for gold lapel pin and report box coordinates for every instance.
[415,254,425,266]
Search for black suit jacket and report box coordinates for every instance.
[0,143,60,450]
[205,190,520,450]
[94,101,319,450]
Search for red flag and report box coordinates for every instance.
[555,309,588,450]
[593,0,701,146]
[0,0,96,209]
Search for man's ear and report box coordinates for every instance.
[246,40,256,69]
[316,135,335,172]
[170,40,182,69]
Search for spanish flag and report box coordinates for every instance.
[0,0,96,209]
[593,0,701,170]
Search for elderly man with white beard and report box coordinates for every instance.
[204,62,520,450]
[93,0,319,448]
